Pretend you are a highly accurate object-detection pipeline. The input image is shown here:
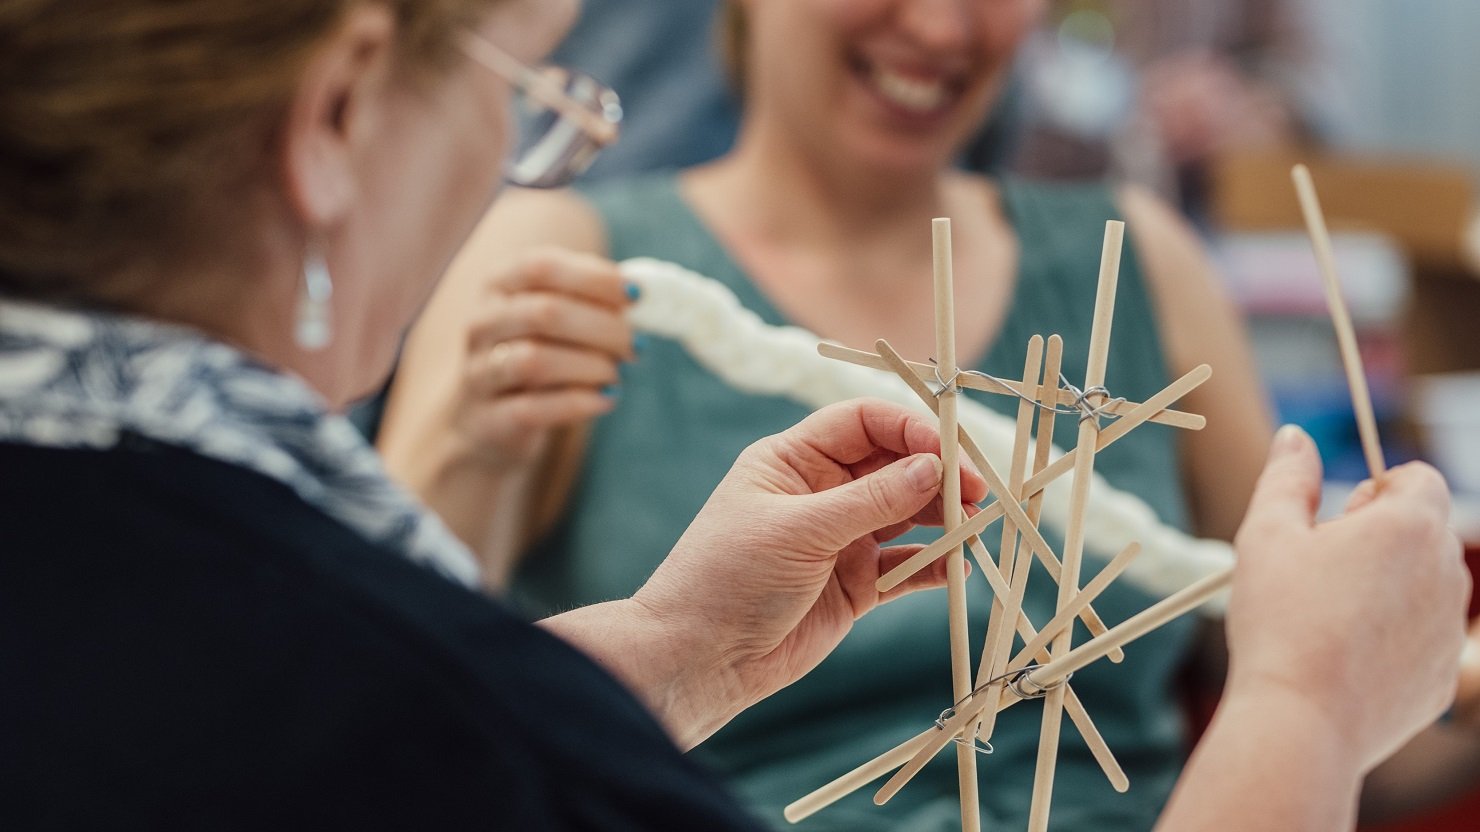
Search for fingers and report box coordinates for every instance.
[1237,425,1323,542]
[803,454,943,551]
[1343,479,1379,513]
[874,544,963,605]
[472,291,635,361]
[467,340,621,398]
[496,248,634,309]
[1369,462,1452,523]
[461,388,616,441]
[786,399,987,501]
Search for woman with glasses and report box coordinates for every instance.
[0,1,1468,830]
[382,0,1480,828]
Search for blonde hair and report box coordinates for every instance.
[0,0,499,302]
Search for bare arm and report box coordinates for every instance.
[378,189,615,586]
[1159,686,1362,830]
[1121,185,1274,542]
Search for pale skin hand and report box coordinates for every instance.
[1157,426,1470,831]
[541,399,987,749]
[379,194,628,576]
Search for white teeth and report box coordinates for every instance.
[870,66,948,113]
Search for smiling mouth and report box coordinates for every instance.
[852,56,965,117]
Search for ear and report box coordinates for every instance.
[279,5,397,229]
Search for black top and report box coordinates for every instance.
[0,436,762,831]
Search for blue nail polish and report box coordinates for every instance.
[633,334,648,355]
[602,384,621,400]
[625,282,641,302]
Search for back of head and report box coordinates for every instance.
[0,0,494,308]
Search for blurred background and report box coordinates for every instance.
[548,2,1480,827]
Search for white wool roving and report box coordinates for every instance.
[621,257,1233,614]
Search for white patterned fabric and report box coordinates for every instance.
[0,300,480,587]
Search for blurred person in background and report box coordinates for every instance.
[1011,0,1345,219]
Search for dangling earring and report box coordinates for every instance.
[295,250,333,351]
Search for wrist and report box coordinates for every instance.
[623,595,751,748]
[1221,677,1364,780]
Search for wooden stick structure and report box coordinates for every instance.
[1027,220,1125,831]
[932,219,982,832]
[873,340,1125,662]
[874,362,1213,592]
[1291,164,1387,480]
[972,336,1046,744]
[793,218,1224,831]
[818,342,1205,430]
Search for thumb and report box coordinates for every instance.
[807,454,943,550]
[1240,425,1323,537]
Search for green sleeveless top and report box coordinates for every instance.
[516,174,1195,831]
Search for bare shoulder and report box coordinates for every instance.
[458,187,610,268]
[1116,184,1211,294]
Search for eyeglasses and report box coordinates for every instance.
[461,33,623,189]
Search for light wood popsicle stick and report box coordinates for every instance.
[1009,542,1141,671]
[875,541,1143,804]
[1029,220,1125,832]
[916,566,1234,770]
[1026,567,1233,692]
[795,536,1140,820]
[971,336,1047,745]
[932,218,981,832]
[874,339,1125,662]
[1291,164,1386,479]
[876,361,1213,592]
[818,342,1206,430]
[794,556,1207,828]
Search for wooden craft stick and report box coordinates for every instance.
[932,218,981,832]
[1010,543,1141,668]
[874,340,1124,661]
[783,729,936,823]
[1025,567,1234,692]
[970,336,1045,744]
[812,609,1132,820]
[970,333,1065,734]
[875,549,1128,805]
[912,567,1233,785]
[818,342,1206,431]
[1030,220,1124,832]
[876,361,1213,591]
[888,538,1142,799]
[876,531,1129,805]
[1291,165,1386,479]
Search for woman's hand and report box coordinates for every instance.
[1158,426,1469,831]
[542,399,986,747]
[454,247,635,470]
[1225,426,1469,771]
[635,399,986,743]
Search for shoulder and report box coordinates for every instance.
[1115,184,1213,295]
[0,441,744,829]
[462,185,610,262]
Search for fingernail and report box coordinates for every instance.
[1272,424,1307,456]
[907,455,943,490]
[632,334,648,356]
[601,384,621,401]
[625,282,641,302]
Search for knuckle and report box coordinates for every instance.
[520,294,562,332]
[503,341,542,383]
[502,397,544,432]
[515,248,560,282]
